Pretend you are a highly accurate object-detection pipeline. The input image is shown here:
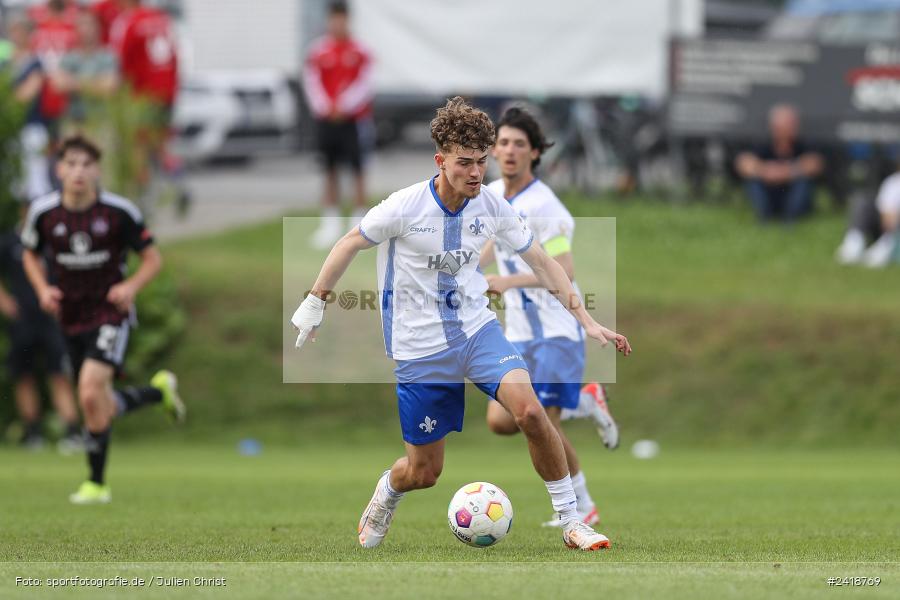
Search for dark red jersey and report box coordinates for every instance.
[21,191,155,335]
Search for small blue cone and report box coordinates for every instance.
[238,439,262,456]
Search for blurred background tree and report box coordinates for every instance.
[0,70,25,427]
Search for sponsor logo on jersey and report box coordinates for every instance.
[57,231,110,270]
[409,225,437,234]
[52,222,67,237]
[499,354,521,364]
[70,232,92,255]
[427,250,474,275]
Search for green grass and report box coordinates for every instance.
[0,439,898,598]
[4,197,898,596]
[0,438,900,598]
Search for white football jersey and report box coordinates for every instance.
[487,178,583,343]
[359,177,534,360]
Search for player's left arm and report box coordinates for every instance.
[519,243,631,355]
[107,245,162,313]
[486,239,574,294]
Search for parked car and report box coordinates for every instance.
[172,69,299,163]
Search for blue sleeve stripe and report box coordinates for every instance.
[358,225,379,245]
[514,232,534,254]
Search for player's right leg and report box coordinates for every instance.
[358,355,465,548]
[84,322,184,423]
[358,438,446,549]
[70,358,116,505]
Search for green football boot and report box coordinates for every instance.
[69,481,111,505]
[151,370,186,424]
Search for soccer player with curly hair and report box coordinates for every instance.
[290,97,630,551]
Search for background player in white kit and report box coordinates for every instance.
[290,98,631,551]
[480,107,619,527]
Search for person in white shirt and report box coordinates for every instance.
[290,97,631,551]
[480,107,619,528]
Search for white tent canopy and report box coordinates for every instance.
[353,0,703,98]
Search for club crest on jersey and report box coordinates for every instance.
[91,218,109,236]
[427,250,473,275]
[70,232,92,255]
[468,218,485,236]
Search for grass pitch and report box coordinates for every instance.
[1,437,897,598]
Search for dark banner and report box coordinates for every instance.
[668,37,900,144]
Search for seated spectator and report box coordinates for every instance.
[735,104,824,223]
[835,160,900,267]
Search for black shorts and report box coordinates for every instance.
[317,119,364,172]
[66,321,131,378]
[6,315,70,379]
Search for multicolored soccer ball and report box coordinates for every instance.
[447,482,513,547]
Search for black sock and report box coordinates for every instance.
[114,386,163,416]
[86,428,111,485]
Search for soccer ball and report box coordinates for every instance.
[447,482,513,547]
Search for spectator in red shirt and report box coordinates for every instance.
[27,0,80,31]
[303,1,374,249]
[109,0,188,215]
[109,0,178,107]
[29,0,79,126]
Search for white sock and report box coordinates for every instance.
[544,474,578,523]
[570,470,594,513]
[381,470,404,508]
[561,391,593,421]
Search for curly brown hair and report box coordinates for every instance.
[430,96,495,153]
